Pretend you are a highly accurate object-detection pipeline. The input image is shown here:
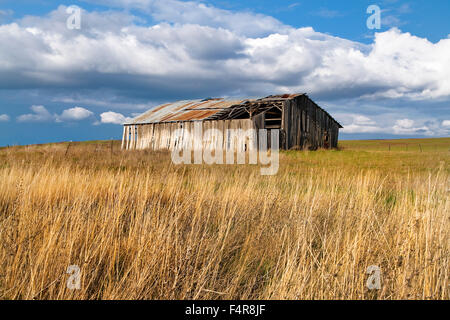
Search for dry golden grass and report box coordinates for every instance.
[0,138,448,300]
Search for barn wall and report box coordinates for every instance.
[123,119,256,151]
[283,96,340,150]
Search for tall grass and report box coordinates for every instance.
[0,140,448,299]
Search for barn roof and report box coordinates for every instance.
[125,93,342,128]
[126,98,247,125]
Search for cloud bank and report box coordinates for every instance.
[0,1,449,136]
[0,4,449,101]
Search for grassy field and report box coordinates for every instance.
[0,138,448,299]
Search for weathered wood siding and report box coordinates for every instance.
[123,119,256,151]
[282,95,339,150]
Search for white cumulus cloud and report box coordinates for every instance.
[392,118,431,135]
[56,106,93,122]
[395,119,415,129]
[338,114,449,136]
[0,114,10,122]
[100,111,132,124]
[86,0,289,37]
[0,6,449,102]
[340,114,384,134]
[17,105,53,122]
[17,105,95,123]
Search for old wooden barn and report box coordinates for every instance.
[122,93,342,151]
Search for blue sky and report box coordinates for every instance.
[0,0,449,145]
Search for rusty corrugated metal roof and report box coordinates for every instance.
[125,98,247,125]
[124,94,342,128]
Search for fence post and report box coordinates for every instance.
[65,141,72,157]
